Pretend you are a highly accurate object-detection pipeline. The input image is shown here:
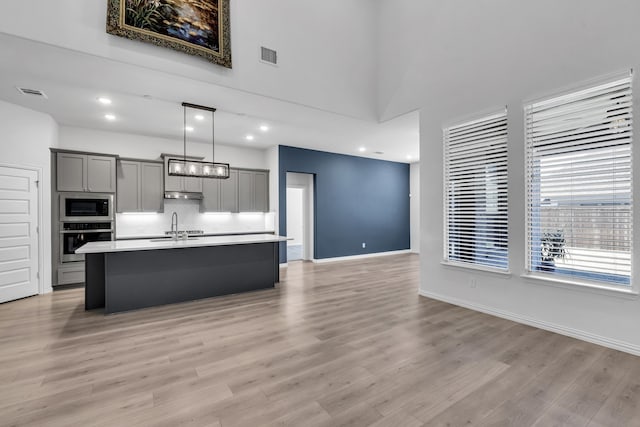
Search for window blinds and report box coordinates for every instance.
[525,74,633,286]
[444,110,509,270]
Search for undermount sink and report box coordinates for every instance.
[149,237,201,242]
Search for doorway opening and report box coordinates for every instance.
[286,172,314,262]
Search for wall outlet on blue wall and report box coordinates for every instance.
[362,242,366,248]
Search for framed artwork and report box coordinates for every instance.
[106,0,231,68]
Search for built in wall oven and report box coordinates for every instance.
[60,222,114,263]
[60,193,114,222]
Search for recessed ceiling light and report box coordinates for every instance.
[195,115,204,121]
[97,97,112,105]
[104,114,116,121]
[246,135,255,141]
[359,147,366,152]
[259,125,269,132]
[185,126,194,132]
[407,155,413,160]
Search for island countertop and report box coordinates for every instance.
[76,233,288,254]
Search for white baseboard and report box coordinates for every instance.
[419,289,640,357]
[279,263,288,268]
[313,250,411,264]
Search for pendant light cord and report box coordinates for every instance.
[183,105,187,163]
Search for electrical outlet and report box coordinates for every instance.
[362,242,366,249]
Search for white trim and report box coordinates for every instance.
[418,289,640,357]
[521,273,639,299]
[279,263,288,267]
[440,260,511,276]
[313,250,411,264]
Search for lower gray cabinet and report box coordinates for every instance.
[117,160,164,213]
[201,169,238,212]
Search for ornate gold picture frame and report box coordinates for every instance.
[106,0,231,68]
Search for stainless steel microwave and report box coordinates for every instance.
[60,193,114,222]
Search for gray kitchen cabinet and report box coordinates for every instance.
[141,163,164,212]
[57,153,116,192]
[57,153,86,192]
[117,161,140,212]
[117,160,164,213]
[201,169,238,212]
[87,155,116,192]
[221,169,239,212]
[238,169,269,212]
[163,156,203,193]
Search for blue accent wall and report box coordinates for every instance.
[279,145,410,263]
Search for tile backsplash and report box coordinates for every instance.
[116,200,275,238]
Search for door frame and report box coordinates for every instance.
[285,173,315,261]
[0,162,44,295]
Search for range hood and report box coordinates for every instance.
[164,191,203,200]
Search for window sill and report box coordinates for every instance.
[521,273,639,299]
[441,260,511,277]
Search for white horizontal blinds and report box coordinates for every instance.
[444,110,509,270]
[525,74,633,286]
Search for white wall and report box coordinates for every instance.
[0,100,58,293]
[0,1,377,120]
[286,188,304,246]
[410,162,420,254]
[379,0,640,354]
[58,126,267,169]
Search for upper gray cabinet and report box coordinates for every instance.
[201,169,238,212]
[163,157,203,193]
[117,160,164,213]
[141,163,164,212]
[57,153,116,193]
[238,170,269,212]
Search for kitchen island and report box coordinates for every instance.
[76,234,287,314]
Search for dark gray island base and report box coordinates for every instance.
[84,242,280,314]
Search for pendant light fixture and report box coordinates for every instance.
[168,102,230,179]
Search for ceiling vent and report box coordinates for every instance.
[16,87,48,99]
[374,151,385,155]
[260,46,277,65]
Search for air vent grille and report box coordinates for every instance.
[16,87,48,98]
[261,46,277,65]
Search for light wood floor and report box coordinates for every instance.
[1,254,639,427]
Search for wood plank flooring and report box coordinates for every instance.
[1,253,639,426]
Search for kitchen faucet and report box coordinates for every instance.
[170,212,178,240]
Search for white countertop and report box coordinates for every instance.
[76,234,288,254]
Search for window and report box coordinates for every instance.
[525,74,633,287]
[444,110,509,270]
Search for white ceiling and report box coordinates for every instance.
[0,33,419,163]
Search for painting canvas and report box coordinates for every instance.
[107,0,231,68]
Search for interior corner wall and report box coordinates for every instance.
[0,100,58,293]
[278,145,410,263]
[410,162,420,253]
[378,0,640,354]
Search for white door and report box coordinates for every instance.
[0,166,39,303]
